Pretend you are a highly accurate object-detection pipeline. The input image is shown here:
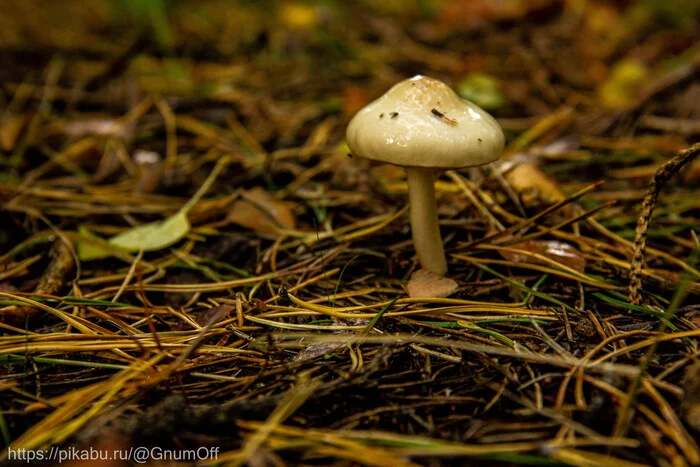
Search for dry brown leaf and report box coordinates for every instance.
[196,305,233,327]
[407,269,458,298]
[244,187,296,229]
[294,342,344,362]
[498,239,587,273]
[227,187,296,236]
[189,194,238,224]
[228,200,278,235]
[505,162,572,215]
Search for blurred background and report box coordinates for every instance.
[1,0,699,253]
[2,0,698,128]
[1,3,700,462]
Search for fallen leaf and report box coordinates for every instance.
[81,157,227,259]
[505,162,572,215]
[294,342,344,362]
[196,305,233,326]
[109,211,190,252]
[246,188,296,229]
[407,269,458,298]
[228,187,296,236]
[76,226,113,261]
[228,201,280,236]
[497,239,587,273]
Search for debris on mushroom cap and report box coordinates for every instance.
[430,108,458,126]
[346,75,505,169]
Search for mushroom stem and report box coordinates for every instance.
[405,167,448,276]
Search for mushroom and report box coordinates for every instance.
[346,75,504,278]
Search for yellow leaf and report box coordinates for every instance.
[76,227,114,261]
[505,163,572,216]
[109,211,190,252]
[79,156,227,259]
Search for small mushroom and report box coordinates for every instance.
[347,75,504,278]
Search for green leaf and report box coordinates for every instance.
[76,226,113,261]
[108,210,190,252]
[77,157,228,259]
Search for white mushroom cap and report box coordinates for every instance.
[347,75,504,168]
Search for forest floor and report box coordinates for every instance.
[1,1,699,466]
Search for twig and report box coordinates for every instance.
[0,241,75,325]
[628,143,700,305]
